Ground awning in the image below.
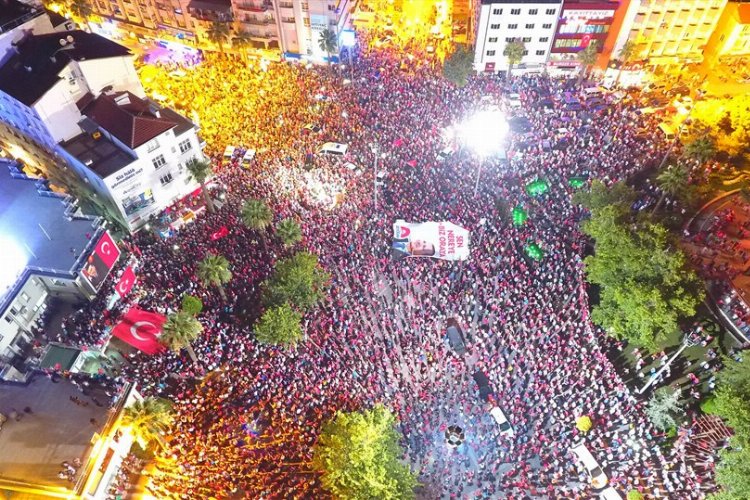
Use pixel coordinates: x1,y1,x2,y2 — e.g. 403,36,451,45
39,345,81,371
188,0,231,13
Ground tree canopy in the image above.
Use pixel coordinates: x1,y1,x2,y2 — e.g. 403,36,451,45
276,218,303,247
442,45,474,87
255,303,303,346
160,311,204,363
312,404,418,499
503,39,525,74
181,294,203,316
197,253,232,301
645,387,683,431
582,204,703,350
263,251,330,310
122,397,173,451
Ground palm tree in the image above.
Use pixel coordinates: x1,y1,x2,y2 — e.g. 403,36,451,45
654,165,689,213
503,39,525,76
122,397,173,451
160,311,204,363
241,198,273,249
68,0,93,30
233,32,253,62
186,157,215,213
683,137,716,164
197,253,232,301
206,21,231,55
318,29,339,65
614,40,636,87
276,218,302,248
576,41,599,84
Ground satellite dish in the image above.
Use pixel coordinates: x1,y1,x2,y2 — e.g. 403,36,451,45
59,38,68,46
66,35,74,43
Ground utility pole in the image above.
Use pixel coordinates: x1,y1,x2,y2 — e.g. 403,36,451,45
638,333,699,395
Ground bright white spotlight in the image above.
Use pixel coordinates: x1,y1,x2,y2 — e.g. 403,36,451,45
457,109,509,157
0,236,27,292
340,30,356,48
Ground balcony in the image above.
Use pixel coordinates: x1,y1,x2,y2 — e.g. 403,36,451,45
236,1,272,12
244,16,274,25
188,0,232,21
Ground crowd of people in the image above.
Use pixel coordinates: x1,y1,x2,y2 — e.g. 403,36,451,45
58,36,725,498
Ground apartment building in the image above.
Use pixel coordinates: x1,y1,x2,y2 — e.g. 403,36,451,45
703,0,750,67
474,0,562,73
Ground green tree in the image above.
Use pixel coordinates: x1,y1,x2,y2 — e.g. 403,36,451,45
68,0,93,29
241,198,273,249
503,39,525,76
572,180,636,217
160,311,204,363
232,31,253,61
713,444,750,499
255,303,303,346
276,218,303,248
717,355,750,399
626,491,644,500
312,404,418,499
576,41,599,84
263,251,330,310
185,157,215,213
197,254,233,301
683,136,716,163
206,21,231,55
654,165,690,213
122,397,173,451
645,387,683,431
583,206,703,349
614,40,636,87
181,294,203,316
318,28,339,65
442,45,474,87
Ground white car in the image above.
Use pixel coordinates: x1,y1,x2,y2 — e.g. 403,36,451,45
317,142,348,156
570,443,609,489
489,407,514,436
223,145,236,159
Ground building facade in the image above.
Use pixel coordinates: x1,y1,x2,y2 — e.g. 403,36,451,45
613,0,728,65
474,0,562,73
702,0,750,68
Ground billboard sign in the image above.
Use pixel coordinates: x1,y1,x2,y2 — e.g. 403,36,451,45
392,220,470,260
80,231,120,291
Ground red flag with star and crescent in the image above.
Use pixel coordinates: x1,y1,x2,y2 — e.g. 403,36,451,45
115,266,136,298
95,231,120,268
112,307,166,355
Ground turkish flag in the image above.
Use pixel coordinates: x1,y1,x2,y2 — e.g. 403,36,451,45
407,160,417,167
211,226,230,240
95,231,120,268
115,266,136,298
112,307,166,355
581,34,592,49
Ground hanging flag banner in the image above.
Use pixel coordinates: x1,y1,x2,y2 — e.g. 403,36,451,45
526,179,550,196
512,206,528,226
115,266,137,298
111,307,166,355
392,220,470,260
81,231,121,291
525,242,544,261
211,226,230,240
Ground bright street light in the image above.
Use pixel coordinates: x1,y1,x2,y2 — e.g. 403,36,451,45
457,109,509,157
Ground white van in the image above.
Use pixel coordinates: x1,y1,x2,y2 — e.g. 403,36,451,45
223,145,236,159
599,487,623,500
658,122,677,141
317,142,349,155
242,149,256,166
489,407,514,436
583,87,603,99
570,443,609,489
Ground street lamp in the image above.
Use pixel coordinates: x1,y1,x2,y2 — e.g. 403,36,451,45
371,144,386,212
637,331,700,395
339,29,356,81
456,109,508,196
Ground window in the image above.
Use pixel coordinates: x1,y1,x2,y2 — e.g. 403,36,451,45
3,316,10,324
492,8,501,15
505,37,514,42
489,37,498,43
546,8,556,15
490,23,500,30
486,50,496,56
510,8,520,15
152,154,167,169
160,172,174,185
536,50,545,55
178,138,192,154
508,24,517,29
542,23,552,29
522,37,531,43
522,50,528,55
525,24,534,29
539,37,549,43
146,138,159,152
20,292,30,302
529,9,538,15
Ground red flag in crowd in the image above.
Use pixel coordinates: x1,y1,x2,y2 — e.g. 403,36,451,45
115,266,137,298
111,307,166,355
211,226,230,240
407,160,417,167
94,231,120,268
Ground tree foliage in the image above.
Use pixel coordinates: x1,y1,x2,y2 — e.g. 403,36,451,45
687,94,750,158
654,165,690,212
442,45,474,87
318,28,339,64
263,252,330,310
683,136,716,163
160,311,204,363
503,39,525,74
645,387,683,431
276,218,303,247
197,253,232,301
206,21,230,54
241,198,273,233
186,157,215,212
122,397,173,450
573,180,636,217
582,204,703,350
576,41,599,82
255,303,303,346
312,404,418,500
181,294,203,316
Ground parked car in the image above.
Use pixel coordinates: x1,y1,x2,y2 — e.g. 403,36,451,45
570,443,609,489
446,324,466,355
472,370,494,401
489,406,514,436
316,142,348,155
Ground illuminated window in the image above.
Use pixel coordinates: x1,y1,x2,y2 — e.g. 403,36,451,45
152,154,167,169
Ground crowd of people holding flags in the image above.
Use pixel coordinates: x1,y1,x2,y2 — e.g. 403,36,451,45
57,35,721,498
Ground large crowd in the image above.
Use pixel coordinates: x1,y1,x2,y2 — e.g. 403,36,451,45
59,37,722,498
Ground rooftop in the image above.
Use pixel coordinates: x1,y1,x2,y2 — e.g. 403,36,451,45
60,129,135,179
0,30,131,106
0,159,102,310
0,376,113,492
0,0,41,35
82,91,178,149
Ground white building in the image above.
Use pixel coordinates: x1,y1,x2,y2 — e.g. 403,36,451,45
474,0,562,73
0,29,205,231
0,0,74,64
